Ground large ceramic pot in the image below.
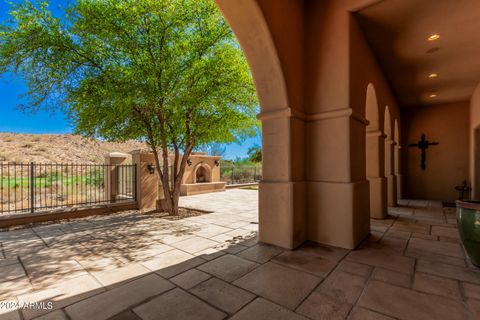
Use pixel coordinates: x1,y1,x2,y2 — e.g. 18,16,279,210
456,200,480,267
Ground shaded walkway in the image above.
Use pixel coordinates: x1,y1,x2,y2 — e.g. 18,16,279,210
0,190,479,319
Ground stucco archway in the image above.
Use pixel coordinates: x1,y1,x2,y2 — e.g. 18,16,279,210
384,107,397,206
394,119,402,200
193,163,212,184
366,84,387,218
215,0,306,249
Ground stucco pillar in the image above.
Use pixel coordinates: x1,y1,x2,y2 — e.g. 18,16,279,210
366,130,388,219
130,150,158,210
306,109,370,249
258,110,306,249
104,152,129,202
385,138,397,206
394,145,403,200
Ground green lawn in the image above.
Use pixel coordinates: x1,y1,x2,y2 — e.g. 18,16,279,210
0,175,103,189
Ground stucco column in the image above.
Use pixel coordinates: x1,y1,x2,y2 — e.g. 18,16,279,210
366,130,388,219
385,138,397,206
258,109,306,249
104,152,129,202
130,150,158,210
394,145,402,200
306,109,370,249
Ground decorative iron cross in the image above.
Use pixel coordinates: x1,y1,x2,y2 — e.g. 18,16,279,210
408,133,439,170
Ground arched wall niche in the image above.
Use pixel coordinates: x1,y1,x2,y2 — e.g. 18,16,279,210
384,106,392,139
366,83,379,132
394,119,399,144
384,106,397,206
365,83,387,218
394,119,402,200
193,163,212,184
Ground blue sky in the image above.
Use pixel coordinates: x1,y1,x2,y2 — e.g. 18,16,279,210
0,0,260,160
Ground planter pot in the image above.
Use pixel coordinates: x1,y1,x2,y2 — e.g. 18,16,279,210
456,200,480,267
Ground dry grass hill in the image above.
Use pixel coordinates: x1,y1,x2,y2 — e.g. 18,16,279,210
0,133,147,164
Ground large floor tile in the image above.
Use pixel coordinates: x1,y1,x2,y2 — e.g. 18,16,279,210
65,274,173,320
141,249,206,278
170,269,211,289
190,277,255,314
406,238,465,259
133,288,226,320
234,262,320,310
413,272,461,300
272,250,337,277
237,244,283,264
18,274,104,320
346,246,415,274
171,237,218,254
416,259,480,284
297,270,367,320
229,298,308,320
90,263,151,288
198,254,258,282
358,280,470,320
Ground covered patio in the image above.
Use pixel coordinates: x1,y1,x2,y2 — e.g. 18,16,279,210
1,189,478,320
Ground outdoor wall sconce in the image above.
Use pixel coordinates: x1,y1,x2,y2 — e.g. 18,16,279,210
147,164,156,174
187,159,192,166
214,160,220,167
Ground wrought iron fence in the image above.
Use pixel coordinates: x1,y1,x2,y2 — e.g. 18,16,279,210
220,166,262,185
0,163,136,215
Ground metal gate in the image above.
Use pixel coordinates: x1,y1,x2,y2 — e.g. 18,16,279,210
0,162,136,215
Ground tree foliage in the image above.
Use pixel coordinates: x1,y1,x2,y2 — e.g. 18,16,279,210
195,142,226,157
247,144,262,163
0,0,258,214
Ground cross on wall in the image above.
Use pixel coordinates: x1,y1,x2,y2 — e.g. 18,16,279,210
408,133,439,171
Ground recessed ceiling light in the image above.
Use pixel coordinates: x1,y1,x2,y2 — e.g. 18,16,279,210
428,73,438,78
428,34,440,41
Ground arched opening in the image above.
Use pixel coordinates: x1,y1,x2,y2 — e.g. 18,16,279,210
194,164,212,184
365,84,387,218
216,0,304,249
394,119,402,200
384,106,397,206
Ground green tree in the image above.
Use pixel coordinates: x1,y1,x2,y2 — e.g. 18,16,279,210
247,144,262,163
0,0,258,215
195,142,226,157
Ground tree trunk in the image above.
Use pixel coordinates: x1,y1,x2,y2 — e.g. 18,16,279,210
154,145,193,216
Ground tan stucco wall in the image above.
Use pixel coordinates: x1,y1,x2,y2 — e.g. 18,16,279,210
402,102,470,201
217,0,401,249
470,84,480,198
181,153,221,185
349,16,401,124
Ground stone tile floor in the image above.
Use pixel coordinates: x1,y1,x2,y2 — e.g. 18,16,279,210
0,189,479,319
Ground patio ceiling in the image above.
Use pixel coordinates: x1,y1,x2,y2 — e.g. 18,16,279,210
355,0,480,107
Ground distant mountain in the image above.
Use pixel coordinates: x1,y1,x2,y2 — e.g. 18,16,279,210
0,133,147,164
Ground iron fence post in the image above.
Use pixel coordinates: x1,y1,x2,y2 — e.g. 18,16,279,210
231,167,234,185
134,163,137,201
30,162,35,214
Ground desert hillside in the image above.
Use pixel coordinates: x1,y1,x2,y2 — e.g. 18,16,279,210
0,133,147,164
